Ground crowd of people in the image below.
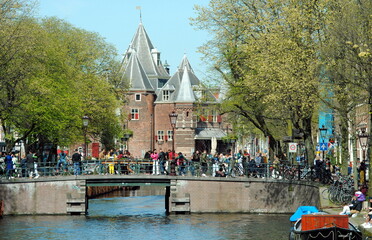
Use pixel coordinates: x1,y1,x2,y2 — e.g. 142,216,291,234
1,146,368,185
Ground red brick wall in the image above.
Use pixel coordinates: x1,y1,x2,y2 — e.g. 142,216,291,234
126,92,155,158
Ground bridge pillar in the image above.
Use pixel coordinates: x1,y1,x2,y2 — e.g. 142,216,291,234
66,180,87,215
168,180,191,214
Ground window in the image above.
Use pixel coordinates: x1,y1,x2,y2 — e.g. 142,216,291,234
135,94,141,101
167,130,173,141
163,90,169,101
131,109,139,120
158,79,167,88
157,130,164,141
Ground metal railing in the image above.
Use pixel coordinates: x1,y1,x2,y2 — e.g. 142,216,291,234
0,158,333,183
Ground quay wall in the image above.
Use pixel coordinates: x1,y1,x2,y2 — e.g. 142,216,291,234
0,180,84,215
170,179,320,214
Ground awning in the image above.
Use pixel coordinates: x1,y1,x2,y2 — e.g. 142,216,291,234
194,128,227,140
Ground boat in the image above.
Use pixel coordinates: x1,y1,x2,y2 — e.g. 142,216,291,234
289,206,362,240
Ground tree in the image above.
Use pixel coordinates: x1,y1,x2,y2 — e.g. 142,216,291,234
191,0,329,163
0,1,124,155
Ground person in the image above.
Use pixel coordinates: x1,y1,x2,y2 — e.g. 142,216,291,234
98,149,106,159
158,149,167,175
71,149,82,176
359,160,367,185
215,166,226,177
212,153,220,177
56,150,67,173
191,150,200,176
362,198,372,228
169,152,177,176
272,155,281,178
42,151,49,176
248,157,257,177
176,152,186,176
32,153,40,178
151,150,159,175
26,150,37,179
314,156,324,182
200,150,208,177
4,152,14,179
340,191,365,217
20,155,27,178
144,150,152,174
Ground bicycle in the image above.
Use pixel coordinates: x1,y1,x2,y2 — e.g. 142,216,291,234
229,162,244,178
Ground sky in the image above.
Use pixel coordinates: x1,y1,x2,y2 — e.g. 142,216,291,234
36,0,212,78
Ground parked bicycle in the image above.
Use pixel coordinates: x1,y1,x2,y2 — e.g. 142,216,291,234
229,162,244,178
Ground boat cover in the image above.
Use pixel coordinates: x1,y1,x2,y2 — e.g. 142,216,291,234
290,206,319,222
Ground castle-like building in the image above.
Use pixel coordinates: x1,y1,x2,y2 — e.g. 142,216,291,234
121,22,228,158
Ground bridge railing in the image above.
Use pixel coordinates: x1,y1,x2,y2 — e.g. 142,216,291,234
0,158,333,183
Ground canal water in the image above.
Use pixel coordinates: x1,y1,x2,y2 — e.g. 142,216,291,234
0,187,291,240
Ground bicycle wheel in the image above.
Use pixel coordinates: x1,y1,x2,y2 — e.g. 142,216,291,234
272,169,280,179
284,169,294,180
321,188,329,200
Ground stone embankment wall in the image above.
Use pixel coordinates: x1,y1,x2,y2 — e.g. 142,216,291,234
169,179,320,214
0,180,84,215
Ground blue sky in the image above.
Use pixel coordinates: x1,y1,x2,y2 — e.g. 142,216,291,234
36,0,211,77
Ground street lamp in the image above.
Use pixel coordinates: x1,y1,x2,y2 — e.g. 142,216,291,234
358,129,369,161
82,115,90,159
319,125,328,160
169,111,178,176
358,129,369,185
169,111,178,153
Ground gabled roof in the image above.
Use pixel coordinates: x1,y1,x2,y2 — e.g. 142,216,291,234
122,50,154,92
124,23,169,79
155,55,217,104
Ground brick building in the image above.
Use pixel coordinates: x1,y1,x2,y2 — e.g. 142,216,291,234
121,22,228,158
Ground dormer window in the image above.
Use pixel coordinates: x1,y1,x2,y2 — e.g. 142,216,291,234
163,90,170,101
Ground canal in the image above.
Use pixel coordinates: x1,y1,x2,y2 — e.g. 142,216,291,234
0,186,292,240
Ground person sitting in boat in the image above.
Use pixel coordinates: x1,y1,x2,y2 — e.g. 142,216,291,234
340,191,365,217
361,197,372,228
362,207,372,228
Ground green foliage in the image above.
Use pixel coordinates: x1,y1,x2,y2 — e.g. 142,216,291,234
0,1,125,151
192,0,372,170
191,0,330,162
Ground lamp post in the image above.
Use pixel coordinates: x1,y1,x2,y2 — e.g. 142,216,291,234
169,111,178,153
230,138,236,175
358,129,369,162
319,125,328,160
169,111,178,176
358,129,369,185
82,116,89,159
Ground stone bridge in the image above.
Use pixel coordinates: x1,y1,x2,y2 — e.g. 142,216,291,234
0,175,320,215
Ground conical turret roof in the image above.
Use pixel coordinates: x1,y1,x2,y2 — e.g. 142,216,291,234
125,23,169,80
122,50,154,91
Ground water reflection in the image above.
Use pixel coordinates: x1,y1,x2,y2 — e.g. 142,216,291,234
0,187,291,240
